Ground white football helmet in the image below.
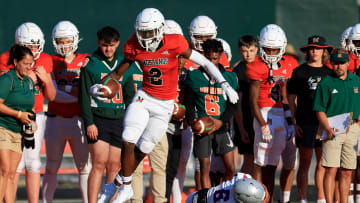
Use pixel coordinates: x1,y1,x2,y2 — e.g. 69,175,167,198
135,8,165,52
189,16,217,51
52,21,80,57
217,38,232,62
233,178,266,203
340,26,352,50
164,19,183,35
259,24,287,66
15,22,44,60
348,24,360,57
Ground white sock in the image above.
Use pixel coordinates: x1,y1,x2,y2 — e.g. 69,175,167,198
349,195,355,203
300,199,308,203
280,191,290,203
316,199,326,203
355,194,360,203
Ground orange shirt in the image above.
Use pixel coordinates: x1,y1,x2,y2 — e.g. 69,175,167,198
48,53,89,117
283,55,299,72
348,52,360,73
0,51,53,113
123,34,188,100
246,59,292,108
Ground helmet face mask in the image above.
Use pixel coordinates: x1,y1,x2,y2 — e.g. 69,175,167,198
259,24,287,66
15,22,45,60
52,21,80,57
233,178,266,203
341,26,352,51
54,38,75,57
349,24,360,58
189,16,217,51
135,8,165,52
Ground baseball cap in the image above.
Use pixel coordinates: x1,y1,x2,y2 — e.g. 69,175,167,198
330,53,349,62
300,35,334,53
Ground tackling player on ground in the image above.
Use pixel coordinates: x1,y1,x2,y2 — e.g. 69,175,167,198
186,172,269,203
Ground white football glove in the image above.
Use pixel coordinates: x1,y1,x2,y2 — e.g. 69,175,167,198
89,84,107,101
220,82,239,104
261,125,272,143
287,125,296,141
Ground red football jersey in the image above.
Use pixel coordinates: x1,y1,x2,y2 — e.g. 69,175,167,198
48,53,89,117
0,51,53,113
283,55,299,73
123,34,188,100
348,52,360,73
184,52,230,70
246,59,292,108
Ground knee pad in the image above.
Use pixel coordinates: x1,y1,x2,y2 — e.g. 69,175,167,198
25,158,42,173
137,140,155,154
122,126,143,144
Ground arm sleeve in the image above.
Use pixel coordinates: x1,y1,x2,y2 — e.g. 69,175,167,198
79,67,94,127
189,50,226,83
183,79,196,123
220,100,238,124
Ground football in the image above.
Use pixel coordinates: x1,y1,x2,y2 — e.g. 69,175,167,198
172,103,186,121
99,78,119,99
191,116,215,135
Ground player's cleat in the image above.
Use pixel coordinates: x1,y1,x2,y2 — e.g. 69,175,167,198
112,185,134,203
97,182,119,203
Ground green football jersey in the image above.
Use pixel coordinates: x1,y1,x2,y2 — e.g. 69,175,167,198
79,51,136,127
0,69,35,132
184,68,238,119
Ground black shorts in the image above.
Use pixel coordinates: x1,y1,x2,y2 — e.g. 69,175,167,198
193,131,235,158
87,115,123,148
233,123,254,155
296,123,322,148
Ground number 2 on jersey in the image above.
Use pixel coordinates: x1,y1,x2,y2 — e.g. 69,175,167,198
149,67,163,86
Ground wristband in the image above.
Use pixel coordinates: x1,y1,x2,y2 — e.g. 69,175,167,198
65,85,72,93
285,110,292,118
17,111,22,119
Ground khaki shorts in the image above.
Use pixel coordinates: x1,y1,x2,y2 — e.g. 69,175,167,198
0,127,22,154
322,123,360,169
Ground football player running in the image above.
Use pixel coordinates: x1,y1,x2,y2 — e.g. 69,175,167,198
42,21,92,203
185,172,269,203
92,8,238,203
0,22,56,203
247,24,295,203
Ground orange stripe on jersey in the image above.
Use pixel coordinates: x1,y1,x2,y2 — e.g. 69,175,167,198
123,34,188,100
48,53,89,117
